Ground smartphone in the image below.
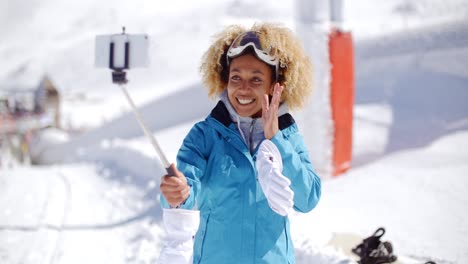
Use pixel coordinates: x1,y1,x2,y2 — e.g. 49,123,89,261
95,33,149,69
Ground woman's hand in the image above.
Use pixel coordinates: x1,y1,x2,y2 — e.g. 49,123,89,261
262,83,284,139
160,163,190,208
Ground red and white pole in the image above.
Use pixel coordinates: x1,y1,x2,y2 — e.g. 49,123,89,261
329,0,354,176
296,0,354,178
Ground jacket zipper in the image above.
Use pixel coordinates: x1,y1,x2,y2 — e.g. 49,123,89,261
250,118,257,263
249,119,256,153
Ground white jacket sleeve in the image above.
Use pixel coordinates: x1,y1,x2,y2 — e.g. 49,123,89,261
158,208,200,264
256,139,294,216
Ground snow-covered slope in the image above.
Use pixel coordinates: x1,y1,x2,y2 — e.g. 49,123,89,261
353,19,468,166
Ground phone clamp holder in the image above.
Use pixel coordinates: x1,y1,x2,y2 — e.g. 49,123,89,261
109,27,129,84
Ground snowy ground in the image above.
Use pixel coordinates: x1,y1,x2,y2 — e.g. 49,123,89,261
1,0,468,263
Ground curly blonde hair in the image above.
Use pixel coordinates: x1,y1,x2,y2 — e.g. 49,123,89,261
200,22,313,110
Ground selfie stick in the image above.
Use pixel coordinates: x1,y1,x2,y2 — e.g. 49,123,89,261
109,28,175,176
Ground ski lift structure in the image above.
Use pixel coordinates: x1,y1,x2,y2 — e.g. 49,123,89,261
0,74,61,165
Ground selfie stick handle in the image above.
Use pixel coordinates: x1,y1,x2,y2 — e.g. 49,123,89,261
118,83,175,176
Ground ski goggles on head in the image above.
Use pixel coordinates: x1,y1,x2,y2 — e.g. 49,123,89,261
226,31,280,80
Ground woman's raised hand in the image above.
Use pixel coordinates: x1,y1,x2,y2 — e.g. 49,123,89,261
262,83,284,139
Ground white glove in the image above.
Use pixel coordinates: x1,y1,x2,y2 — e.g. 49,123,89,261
158,208,200,264
256,140,294,216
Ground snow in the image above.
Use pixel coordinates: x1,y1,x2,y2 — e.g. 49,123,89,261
296,131,468,263
1,0,468,263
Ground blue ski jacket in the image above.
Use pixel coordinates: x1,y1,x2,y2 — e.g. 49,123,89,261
160,101,321,264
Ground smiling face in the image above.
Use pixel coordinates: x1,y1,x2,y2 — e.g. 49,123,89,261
227,54,275,118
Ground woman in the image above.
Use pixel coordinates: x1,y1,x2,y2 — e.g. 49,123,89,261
160,22,321,264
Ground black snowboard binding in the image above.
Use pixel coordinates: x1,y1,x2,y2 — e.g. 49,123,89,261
352,227,397,264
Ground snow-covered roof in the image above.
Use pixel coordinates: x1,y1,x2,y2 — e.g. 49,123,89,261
0,62,46,93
